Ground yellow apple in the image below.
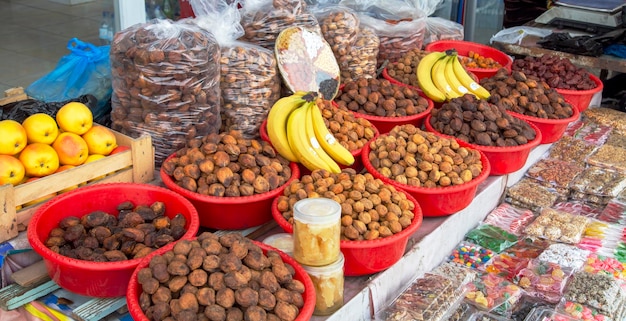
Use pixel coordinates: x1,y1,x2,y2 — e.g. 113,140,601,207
54,165,80,193
56,102,93,135
0,155,25,186
22,113,59,145
0,120,27,155
81,125,117,155
52,132,89,166
19,143,60,177
84,154,107,182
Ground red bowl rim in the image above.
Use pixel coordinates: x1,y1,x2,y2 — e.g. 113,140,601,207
506,102,580,125
260,118,381,158
424,40,513,73
381,65,423,93
160,155,300,204
27,183,200,272
424,114,543,153
126,240,316,321
554,73,604,95
332,95,435,124
271,189,423,249
362,139,491,195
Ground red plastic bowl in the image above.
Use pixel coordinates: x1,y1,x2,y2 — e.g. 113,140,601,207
362,138,490,216
381,65,423,93
161,155,300,230
425,40,513,80
424,114,542,176
555,74,603,113
506,105,580,144
260,119,379,174
127,240,316,321
333,97,435,135
27,183,200,298
271,191,423,276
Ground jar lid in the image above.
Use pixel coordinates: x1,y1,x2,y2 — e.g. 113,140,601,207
301,253,345,275
293,198,341,225
262,233,294,256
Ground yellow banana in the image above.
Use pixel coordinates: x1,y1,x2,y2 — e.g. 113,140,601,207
309,100,355,166
451,55,491,100
286,102,333,172
444,55,470,97
303,102,341,173
416,51,447,103
431,55,460,100
266,92,309,162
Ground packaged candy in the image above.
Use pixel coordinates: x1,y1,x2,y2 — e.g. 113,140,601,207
586,144,626,173
483,203,535,236
506,178,559,213
447,302,474,321
614,242,626,263
572,121,613,146
514,259,572,303
548,136,597,166
465,224,518,253
482,253,530,282
558,300,615,321
432,261,479,286
577,220,623,257
563,271,625,318
598,199,626,224
523,208,590,244
583,107,626,136
525,158,584,189
505,237,551,259
569,166,626,207
537,243,590,270
449,242,495,269
583,254,626,281
563,118,585,137
511,296,556,321
380,273,465,321
467,311,511,321
464,273,523,316
553,201,603,219
524,306,578,321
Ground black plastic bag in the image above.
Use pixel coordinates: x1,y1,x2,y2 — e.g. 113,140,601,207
537,32,603,57
0,94,100,124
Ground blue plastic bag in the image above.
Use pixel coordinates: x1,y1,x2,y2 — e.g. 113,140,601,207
26,38,112,119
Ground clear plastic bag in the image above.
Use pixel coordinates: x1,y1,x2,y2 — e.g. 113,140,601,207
523,208,589,244
239,0,320,50
563,271,625,318
606,131,626,149
586,144,626,173
465,224,518,253
359,14,426,66
432,261,479,286
423,17,464,46
338,26,379,82
110,19,221,165
448,241,495,269
192,0,281,139
25,38,111,120
569,166,626,206
505,178,559,212
483,203,536,236
537,243,590,271
464,273,523,317
481,253,530,282
314,6,360,56
583,107,626,136
548,135,597,167
553,201,603,219
515,258,573,304
525,158,584,189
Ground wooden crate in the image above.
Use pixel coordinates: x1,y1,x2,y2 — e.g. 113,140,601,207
0,88,155,243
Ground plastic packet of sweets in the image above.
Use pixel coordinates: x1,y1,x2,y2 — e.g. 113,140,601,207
465,224,518,253
483,203,535,236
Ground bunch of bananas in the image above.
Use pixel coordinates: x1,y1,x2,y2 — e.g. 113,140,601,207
417,51,491,103
266,91,355,173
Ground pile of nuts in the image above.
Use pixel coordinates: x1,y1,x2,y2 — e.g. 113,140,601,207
338,27,379,83
480,69,575,119
45,201,187,262
161,130,292,197
335,78,430,117
276,168,416,241
137,232,305,321
430,94,537,146
110,20,221,165
385,49,431,88
219,45,281,139
512,55,597,90
317,98,377,152
368,124,484,188
239,0,320,50
459,51,502,69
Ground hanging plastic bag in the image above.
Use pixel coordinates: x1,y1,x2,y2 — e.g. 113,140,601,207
191,0,281,138
239,0,321,50
490,26,553,45
339,0,427,65
339,26,379,82
25,38,111,120
423,17,464,46
110,19,221,165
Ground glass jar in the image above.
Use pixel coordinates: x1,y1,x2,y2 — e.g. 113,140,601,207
293,198,341,266
302,253,345,316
